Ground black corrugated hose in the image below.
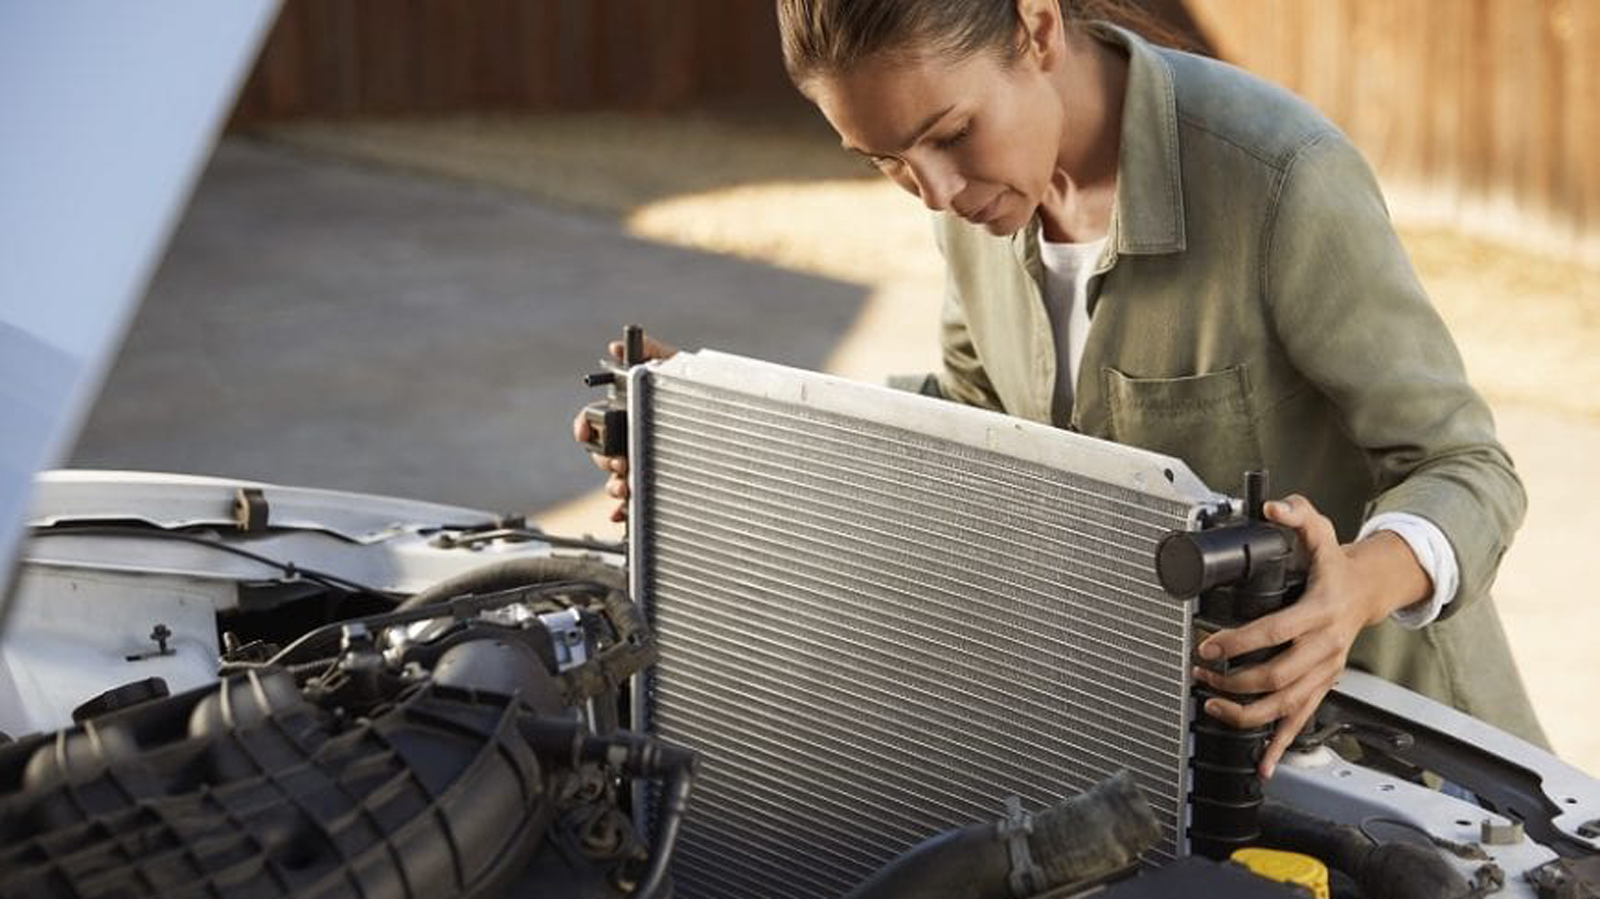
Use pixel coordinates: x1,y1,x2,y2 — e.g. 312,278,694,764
841,770,1162,899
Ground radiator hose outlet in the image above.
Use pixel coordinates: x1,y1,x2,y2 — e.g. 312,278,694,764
840,770,1161,899
1156,470,1309,859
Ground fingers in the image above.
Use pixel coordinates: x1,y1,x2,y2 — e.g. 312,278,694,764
1197,649,1341,728
608,333,678,363
1199,649,1341,781
1194,634,1324,696
590,450,627,475
607,473,630,522
1263,493,1338,556
1259,672,1337,778
1197,599,1325,665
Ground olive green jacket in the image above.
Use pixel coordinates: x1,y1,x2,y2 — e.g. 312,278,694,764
906,25,1545,744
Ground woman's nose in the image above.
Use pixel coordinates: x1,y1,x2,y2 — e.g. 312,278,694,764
910,160,966,212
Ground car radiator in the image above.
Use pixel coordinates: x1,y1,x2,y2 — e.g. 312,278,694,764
627,351,1224,899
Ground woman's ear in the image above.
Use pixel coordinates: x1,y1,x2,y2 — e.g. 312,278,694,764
1015,0,1067,71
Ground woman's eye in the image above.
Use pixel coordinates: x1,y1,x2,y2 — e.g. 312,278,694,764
865,154,900,172
932,125,971,150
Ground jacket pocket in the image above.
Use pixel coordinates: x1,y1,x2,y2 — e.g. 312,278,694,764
1102,364,1263,494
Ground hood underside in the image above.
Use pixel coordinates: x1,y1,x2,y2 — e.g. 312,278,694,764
0,2,281,615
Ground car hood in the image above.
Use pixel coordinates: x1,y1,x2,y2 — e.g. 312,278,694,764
0,2,281,613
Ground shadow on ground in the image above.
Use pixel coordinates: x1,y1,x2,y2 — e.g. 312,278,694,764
69,139,867,512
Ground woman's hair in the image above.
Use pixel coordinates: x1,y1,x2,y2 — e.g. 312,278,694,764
776,0,1188,85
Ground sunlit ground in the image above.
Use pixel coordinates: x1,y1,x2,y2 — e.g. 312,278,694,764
264,113,1600,773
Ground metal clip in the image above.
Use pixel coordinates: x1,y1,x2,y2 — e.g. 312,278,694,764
996,795,1040,898
540,609,589,673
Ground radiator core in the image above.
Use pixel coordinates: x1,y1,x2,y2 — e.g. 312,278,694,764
628,352,1220,899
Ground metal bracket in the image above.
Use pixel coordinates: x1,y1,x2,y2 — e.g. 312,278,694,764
233,487,268,532
997,795,1041,898
540,608,589,673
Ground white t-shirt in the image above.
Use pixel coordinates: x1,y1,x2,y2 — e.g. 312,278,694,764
1037,231,1456,627
1037,234,1107,413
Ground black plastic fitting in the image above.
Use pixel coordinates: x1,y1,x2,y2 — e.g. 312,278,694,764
1153,470,1308,860
582,323,645,457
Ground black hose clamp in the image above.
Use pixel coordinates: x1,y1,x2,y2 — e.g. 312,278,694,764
997,795,1041,898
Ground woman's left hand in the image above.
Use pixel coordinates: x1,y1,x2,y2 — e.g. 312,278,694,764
1191,494,1431,779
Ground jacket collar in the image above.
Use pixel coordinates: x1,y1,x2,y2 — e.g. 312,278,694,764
1012,22,1186,265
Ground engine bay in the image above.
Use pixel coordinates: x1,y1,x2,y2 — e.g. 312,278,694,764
2,452,1596,898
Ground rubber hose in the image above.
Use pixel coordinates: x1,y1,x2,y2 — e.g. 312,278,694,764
1359,842,1475,899
1259,801,1471,899
395,556,626,611
631,763,695,899
842,771,1161,899
1259,801,1375,877
840,823,1013,899
1030,770,1162,887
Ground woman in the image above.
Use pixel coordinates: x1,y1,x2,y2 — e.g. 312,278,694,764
577,0,1546,777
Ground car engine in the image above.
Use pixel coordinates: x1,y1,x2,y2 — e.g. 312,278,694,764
0,554,696,899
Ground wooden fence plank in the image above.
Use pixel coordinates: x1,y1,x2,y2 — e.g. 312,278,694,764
1187,0,1598,255
1565,0,1600,243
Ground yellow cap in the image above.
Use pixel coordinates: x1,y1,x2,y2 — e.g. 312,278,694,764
1230,847,1330,899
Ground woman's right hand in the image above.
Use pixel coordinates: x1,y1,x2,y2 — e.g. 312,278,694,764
571,333,678,522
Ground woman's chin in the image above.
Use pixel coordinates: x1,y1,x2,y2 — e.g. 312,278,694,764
981,209,1027,237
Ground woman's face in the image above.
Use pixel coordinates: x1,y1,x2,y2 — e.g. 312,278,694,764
805,45,1066,237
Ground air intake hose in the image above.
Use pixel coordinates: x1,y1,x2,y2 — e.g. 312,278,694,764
841,771,1160,899
1259,801,1472,899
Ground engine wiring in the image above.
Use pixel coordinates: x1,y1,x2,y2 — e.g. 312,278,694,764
27,522,625,603
213,577,618,674
28,524,394,601
424,522,624,555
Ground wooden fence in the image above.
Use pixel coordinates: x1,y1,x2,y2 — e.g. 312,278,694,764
231,0,796,121
1187,0,1600,258
232,0,1208,121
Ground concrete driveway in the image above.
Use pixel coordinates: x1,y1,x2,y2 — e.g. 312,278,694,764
70,139,865,513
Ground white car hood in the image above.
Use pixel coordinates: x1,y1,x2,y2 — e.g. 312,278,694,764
0,2,280,611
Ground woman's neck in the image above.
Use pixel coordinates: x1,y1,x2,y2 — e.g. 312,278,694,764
1039,30,1128,243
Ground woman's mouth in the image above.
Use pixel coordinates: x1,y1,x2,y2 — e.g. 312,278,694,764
966,192,1004,224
